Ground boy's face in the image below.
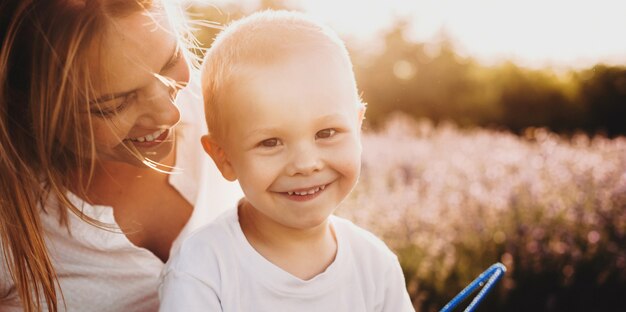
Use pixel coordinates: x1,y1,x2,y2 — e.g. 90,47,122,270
208,53,363,230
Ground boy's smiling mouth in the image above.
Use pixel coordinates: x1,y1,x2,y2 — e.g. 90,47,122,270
276,182,332,202
287,184,326,196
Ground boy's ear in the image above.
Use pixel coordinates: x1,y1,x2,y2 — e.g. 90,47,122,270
201,134,237,182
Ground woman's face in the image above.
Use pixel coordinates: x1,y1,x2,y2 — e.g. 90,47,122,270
87,6,190,167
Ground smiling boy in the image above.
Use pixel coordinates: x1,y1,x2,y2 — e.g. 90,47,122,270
159,10,414,311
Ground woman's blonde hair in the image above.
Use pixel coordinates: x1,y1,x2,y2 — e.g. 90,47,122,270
0,0,194,311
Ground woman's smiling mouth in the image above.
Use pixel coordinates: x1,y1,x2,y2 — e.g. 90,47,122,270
126,128,170,147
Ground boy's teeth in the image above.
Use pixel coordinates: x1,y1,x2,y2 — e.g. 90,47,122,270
288,186,323,196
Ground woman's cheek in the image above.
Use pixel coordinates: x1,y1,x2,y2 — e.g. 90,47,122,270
91,119,121,148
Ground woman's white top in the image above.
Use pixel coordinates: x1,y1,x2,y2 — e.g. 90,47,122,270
0,76,243,312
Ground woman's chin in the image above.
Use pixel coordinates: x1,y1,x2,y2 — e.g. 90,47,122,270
98,137,176,169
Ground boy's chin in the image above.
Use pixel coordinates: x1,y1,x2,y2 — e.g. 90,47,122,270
285,214,333,231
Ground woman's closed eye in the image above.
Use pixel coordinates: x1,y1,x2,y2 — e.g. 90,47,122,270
315,128,337,139
91,91,138,118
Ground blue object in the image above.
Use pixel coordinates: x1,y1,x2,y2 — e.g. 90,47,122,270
440,263,507,312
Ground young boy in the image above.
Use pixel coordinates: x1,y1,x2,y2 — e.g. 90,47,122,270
159,10,414,312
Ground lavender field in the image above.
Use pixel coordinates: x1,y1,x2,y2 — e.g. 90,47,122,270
337,114,626,311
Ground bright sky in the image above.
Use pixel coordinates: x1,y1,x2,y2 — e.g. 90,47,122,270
190,0,626,69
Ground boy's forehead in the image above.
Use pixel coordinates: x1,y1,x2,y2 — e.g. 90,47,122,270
220,56,359,132
238,50,353,88
236,53,355,101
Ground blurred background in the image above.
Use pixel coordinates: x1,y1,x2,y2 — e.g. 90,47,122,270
185,1,626,311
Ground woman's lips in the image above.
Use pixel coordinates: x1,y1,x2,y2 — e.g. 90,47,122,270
128,128,170,148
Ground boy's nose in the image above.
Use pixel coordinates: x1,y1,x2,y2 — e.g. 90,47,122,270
286,144,323,176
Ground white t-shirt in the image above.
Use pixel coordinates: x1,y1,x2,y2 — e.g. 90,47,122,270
0,76,243,312
159,207,415,312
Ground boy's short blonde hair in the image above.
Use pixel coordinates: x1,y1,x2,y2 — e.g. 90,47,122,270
201,10,360,140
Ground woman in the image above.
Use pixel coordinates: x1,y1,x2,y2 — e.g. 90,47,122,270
0,0,241,311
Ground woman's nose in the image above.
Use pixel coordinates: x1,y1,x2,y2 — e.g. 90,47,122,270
136,78,182,129
136,59,190,128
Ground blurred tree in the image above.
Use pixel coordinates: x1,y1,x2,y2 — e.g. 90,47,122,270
354,22,485,128
578,65,626,137
492,63,585,134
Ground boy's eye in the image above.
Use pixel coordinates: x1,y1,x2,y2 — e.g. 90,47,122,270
260,138,281,147
316,129,336,139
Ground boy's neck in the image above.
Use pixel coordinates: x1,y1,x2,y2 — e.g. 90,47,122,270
238,200,338,280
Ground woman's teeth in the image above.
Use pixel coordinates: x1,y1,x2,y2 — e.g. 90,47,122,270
287,185,326,196
129,129,167,143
